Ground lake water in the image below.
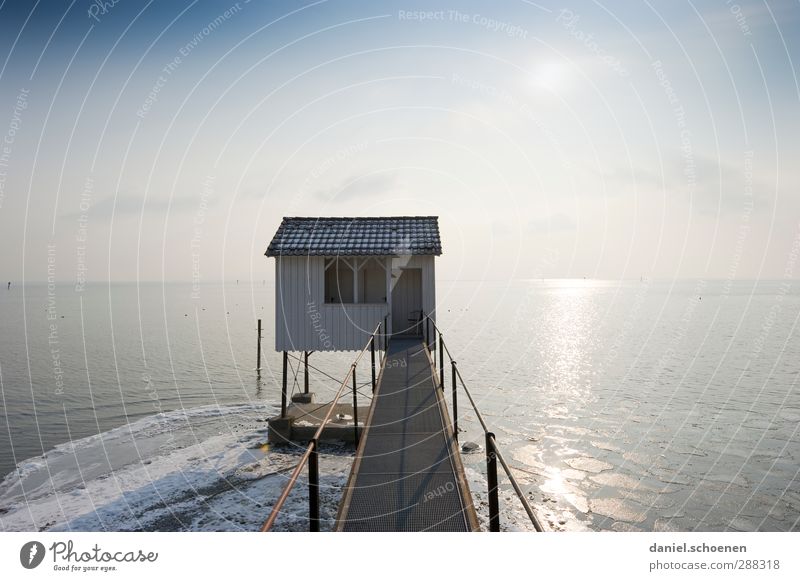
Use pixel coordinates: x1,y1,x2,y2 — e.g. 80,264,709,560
0,280,798,531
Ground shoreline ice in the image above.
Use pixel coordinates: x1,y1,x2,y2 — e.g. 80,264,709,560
0,404,354,532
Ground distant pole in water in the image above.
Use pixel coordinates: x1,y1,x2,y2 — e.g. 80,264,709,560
256,318,262,372
6,282,9,290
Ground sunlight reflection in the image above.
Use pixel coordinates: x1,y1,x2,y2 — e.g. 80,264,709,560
541,466,589,514
539,282,598,407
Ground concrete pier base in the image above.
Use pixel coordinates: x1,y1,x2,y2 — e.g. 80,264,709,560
267,402,370,444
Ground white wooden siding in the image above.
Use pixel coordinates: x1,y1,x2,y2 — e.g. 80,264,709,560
275,255,436,352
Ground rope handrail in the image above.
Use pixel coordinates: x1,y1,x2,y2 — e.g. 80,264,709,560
261,321,382,532
453,365,490,434
423,313,544,532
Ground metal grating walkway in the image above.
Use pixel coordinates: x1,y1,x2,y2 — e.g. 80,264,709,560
336,338,478,531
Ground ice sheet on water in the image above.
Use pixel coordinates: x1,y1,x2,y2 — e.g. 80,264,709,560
0,403,353,532
0,403,275,503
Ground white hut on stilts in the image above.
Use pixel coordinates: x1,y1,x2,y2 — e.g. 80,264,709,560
264,216,442,441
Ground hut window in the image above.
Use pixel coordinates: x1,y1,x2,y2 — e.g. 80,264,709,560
324,258,355,303
324,257,387,303
360,263,386,303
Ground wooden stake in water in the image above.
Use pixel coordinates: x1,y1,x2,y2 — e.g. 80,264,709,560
256,318,262,371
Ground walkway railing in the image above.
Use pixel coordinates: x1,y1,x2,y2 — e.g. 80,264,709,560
422,314,545,532
261,321,384,532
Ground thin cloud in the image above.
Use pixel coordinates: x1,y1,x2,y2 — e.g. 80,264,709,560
61,192,203,220
599,153,769,215
528,212,576,232
312,172,398,202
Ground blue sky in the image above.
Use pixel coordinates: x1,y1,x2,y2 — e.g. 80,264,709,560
1,0,799,282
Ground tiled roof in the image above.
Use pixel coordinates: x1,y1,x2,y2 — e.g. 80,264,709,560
265,216,442,257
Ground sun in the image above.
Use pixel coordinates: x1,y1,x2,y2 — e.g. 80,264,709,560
530,61,571,92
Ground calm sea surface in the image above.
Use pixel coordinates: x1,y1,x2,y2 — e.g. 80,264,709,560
0,280,798,531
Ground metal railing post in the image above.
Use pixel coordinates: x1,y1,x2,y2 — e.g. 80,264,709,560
451,361,458,441
281,351,288,417
308,438,319,532
486,432,500,532
439,332,444,389
425,316,429,349
371,335,376,392
351,365,359,445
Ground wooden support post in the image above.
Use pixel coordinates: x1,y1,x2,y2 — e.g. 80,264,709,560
304,351,309,394
281,351,288,418
256,319,262,371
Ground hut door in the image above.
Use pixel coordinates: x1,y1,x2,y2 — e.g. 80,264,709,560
391,268,422,336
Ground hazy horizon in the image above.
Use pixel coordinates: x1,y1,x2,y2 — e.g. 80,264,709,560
8,276,800,284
